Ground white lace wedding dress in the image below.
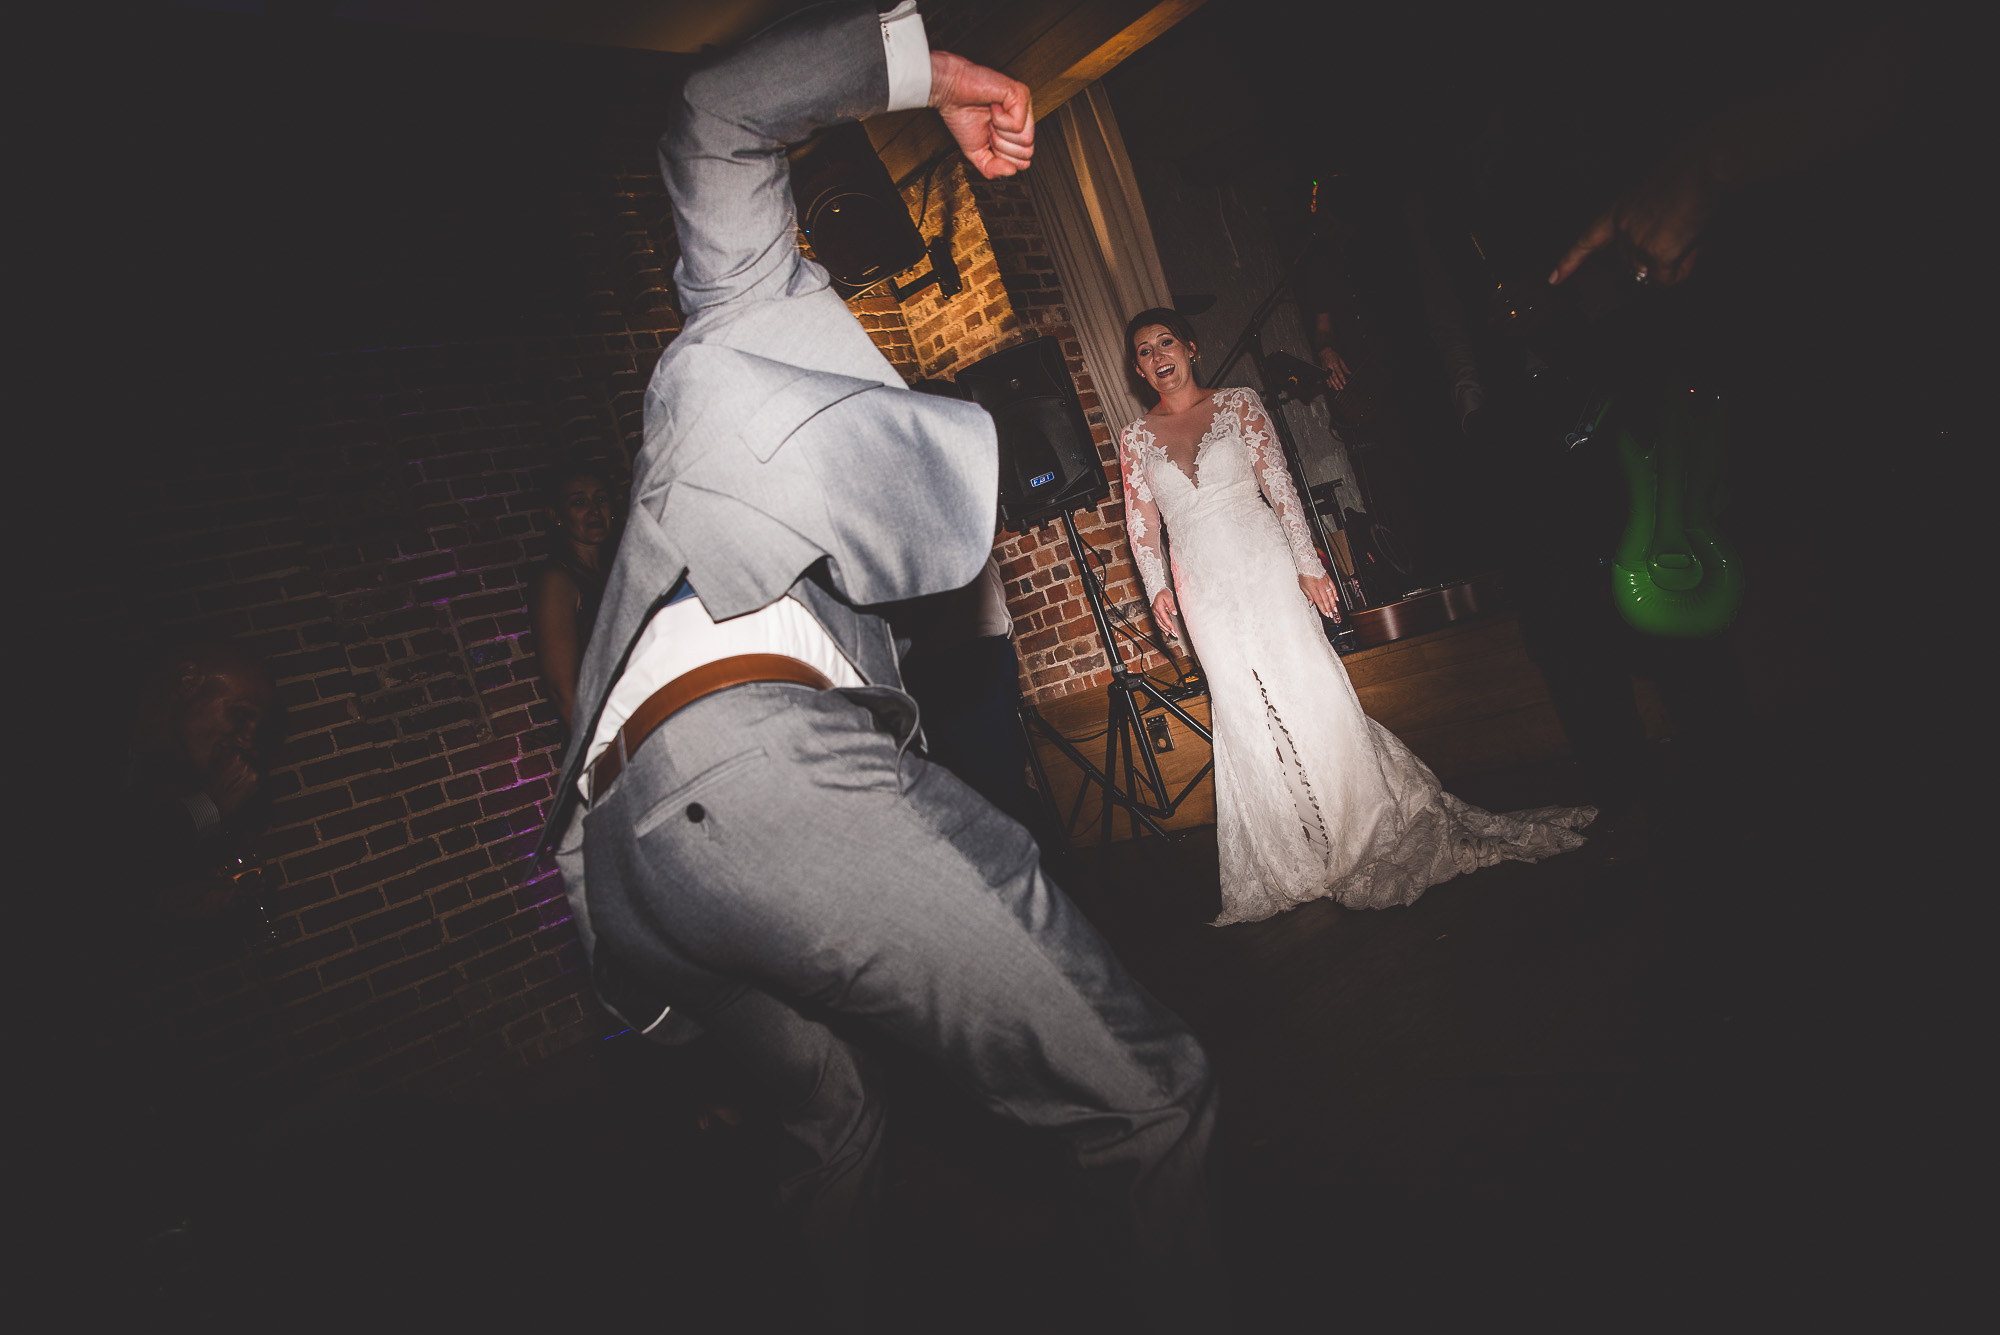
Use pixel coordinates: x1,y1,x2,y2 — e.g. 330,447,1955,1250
1119,387,1593,925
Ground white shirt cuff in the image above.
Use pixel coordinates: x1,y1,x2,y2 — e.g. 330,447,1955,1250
880,1,932,112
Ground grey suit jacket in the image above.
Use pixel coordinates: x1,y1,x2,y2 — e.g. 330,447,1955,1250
540,3,997,867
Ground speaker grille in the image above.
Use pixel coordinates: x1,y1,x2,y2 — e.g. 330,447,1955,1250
958,338,1109,528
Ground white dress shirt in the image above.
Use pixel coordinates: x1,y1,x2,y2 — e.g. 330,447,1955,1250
583,593,865,798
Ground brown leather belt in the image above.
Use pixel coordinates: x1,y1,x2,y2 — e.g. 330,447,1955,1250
587,653,833,801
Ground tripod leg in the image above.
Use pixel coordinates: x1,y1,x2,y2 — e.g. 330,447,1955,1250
1017,707,1068,848
1120,699,1147,841
1101,707,1122,848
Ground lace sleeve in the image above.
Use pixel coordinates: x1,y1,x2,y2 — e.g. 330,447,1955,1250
1117,420,1170,607
1230,388,1326,579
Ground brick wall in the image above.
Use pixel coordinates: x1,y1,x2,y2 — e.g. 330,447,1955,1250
49,12,691,1103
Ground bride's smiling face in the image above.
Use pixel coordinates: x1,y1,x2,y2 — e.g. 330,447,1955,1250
1132,324,1196,395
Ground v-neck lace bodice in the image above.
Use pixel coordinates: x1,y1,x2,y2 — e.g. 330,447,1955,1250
1118,386,1323,611
1136,399,1231,491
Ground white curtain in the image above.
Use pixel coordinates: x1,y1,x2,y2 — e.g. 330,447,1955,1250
1023,85,1173,438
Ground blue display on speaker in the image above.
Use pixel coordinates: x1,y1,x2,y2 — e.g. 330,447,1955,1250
957,335,1110,529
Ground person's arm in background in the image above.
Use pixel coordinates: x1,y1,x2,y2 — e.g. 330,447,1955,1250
528,566,583,727
1550,21,1920,287
1312,313,1353,393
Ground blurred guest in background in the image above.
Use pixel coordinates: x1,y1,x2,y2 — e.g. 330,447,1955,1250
122,639,276,919
894,554,1035,828
529,459,621,729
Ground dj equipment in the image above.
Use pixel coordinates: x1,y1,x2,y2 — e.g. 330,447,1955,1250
790,122,960,302
956,337,1110,529
1344,574,1502,649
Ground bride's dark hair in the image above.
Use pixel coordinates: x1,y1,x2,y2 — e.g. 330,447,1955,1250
1124,307,1200,405
1125,307,1198,358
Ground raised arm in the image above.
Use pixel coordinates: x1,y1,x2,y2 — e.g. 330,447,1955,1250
1548,21,1920,287
1117,421,1179,639
661,4,896,313
1229,389,1342,620
662,3,1032,315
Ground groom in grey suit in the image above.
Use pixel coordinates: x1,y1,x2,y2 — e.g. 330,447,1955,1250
537,2,1219,1321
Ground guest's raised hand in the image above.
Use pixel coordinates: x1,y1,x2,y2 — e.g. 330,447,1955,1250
1549,148,1714,288
929,51,1033,178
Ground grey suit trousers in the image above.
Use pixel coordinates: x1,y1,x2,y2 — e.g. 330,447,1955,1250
580,679,1219,1321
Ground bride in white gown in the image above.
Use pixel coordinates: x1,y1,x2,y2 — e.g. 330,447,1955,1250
1116,309,1594,925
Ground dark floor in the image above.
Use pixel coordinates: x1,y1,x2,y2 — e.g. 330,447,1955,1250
82,712,1965,1332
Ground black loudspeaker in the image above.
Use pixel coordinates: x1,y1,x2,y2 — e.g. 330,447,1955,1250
956,337,1110,530
790,122,960,302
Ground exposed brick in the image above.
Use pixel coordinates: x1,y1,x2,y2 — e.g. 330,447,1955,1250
383,848,491,903
300,888,385,935
351,898,434,945
350,756,450,801
365,951,451,996
300,747,394,788
400,921,443,955
409,798,483,840
442,897,512,940
316,796,407,840
281,836,370,884
478,778,549,816
447,739,519,774
318,936,407,987
332,837,440,894
460,936,535,983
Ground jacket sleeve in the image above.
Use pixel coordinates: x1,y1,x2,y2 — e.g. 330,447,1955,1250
660,3,897,314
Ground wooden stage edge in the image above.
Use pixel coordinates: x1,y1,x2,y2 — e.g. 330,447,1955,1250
1024,609,1669,845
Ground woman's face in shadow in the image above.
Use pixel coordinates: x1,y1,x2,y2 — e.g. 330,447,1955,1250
552,474,614,548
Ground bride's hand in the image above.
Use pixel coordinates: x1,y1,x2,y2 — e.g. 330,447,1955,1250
1300,572,1342,622
1151,590,1181,640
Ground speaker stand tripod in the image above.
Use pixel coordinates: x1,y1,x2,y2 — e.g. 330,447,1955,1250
1017,509,1214,846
